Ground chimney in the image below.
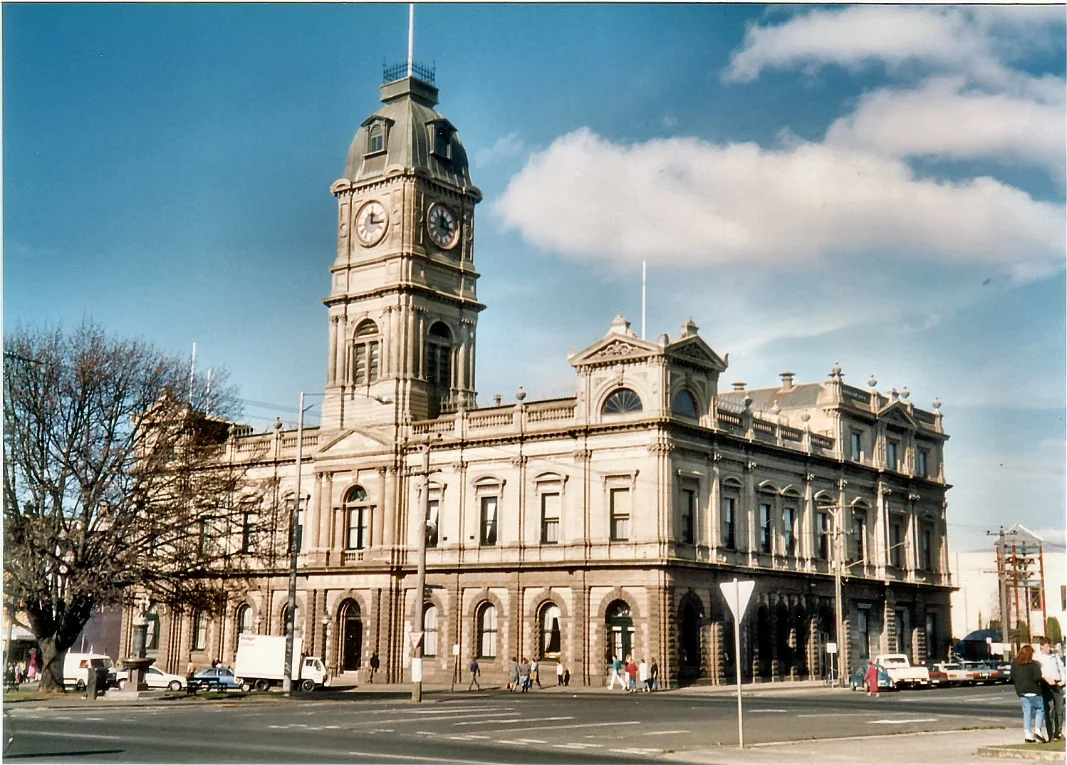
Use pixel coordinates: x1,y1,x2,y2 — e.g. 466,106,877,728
493,393,502,406
732,381,746,392
779,371,795,391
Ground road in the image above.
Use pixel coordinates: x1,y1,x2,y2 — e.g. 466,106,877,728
4,683,1018,763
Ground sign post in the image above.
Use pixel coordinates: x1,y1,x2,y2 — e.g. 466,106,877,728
719,578,755,749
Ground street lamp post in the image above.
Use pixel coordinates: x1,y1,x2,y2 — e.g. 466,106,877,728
411,443,431,703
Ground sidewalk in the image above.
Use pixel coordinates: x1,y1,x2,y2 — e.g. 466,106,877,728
664,728,1020,765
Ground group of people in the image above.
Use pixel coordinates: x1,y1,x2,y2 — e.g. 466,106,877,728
499,657,570,692
607,655,659,692
3,661,35,689
1011,636,1065,744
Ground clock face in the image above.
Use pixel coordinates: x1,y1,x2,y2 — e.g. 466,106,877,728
355,201,388,246
427,203,459,249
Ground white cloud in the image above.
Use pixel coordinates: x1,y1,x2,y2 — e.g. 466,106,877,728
495,128,1064,277
825,77,1066,179
723,6,1062,88
474,132,526,168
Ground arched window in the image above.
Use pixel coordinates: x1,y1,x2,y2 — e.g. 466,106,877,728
426,322,453,391
368,123,385,154
423,604,438,657
236,604,253,636
352,320,381,385
477,603,497,659
281,604,300,637
671,390,698,418
539,603,562,659
344,485,371,550
602,388,642,415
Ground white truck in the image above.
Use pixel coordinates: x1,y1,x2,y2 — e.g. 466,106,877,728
873,653,930,688
233,634,330,692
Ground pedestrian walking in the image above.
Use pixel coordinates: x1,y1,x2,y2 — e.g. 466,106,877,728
1013,644,1047,742
863,660,880,697
608,655,625,690
369,652,380,683
650,658,659,692
519,657,531,692
1036,637,1065,741
625,656,638,693
556,662,564,686
508,657,519,692
467,657,482,691
531,658,542,689
639,658,650,692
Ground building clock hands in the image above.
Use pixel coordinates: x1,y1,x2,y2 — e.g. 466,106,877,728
427,203,458,249
355,200,388,246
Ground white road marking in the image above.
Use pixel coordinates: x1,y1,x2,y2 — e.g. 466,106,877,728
611,747,662,755
472,719,641,733
645,729,689,736
511,738,548,744
868,718,938,724
346,751,487,764
749,708,789,713
449,734,492,741
453,715,572,727
554,743,603,750
20,731,121,741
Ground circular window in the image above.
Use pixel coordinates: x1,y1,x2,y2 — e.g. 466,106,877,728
602,388,643,415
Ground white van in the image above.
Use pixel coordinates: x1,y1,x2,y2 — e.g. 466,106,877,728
63,652,117,690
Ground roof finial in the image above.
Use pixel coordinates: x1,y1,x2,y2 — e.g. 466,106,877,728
407,4,415,78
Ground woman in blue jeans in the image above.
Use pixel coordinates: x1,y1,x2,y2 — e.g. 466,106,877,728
1013,644,1046,743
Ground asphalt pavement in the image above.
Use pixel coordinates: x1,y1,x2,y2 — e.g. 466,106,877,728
2,679,1038,764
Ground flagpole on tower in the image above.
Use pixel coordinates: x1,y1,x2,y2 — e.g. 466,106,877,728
407,4,415,77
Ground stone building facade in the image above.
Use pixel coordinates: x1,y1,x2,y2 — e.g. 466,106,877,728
122,67,954,688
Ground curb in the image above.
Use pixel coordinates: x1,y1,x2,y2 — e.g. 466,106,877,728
978,746,1065,761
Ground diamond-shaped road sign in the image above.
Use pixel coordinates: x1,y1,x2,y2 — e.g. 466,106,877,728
719,579,755,623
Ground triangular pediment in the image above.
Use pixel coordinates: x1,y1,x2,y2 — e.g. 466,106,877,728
666,336,728,372
316,426,393,456
570,336,660,368
878,401,918,429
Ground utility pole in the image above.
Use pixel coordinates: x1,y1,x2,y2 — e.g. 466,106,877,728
283,392,312,696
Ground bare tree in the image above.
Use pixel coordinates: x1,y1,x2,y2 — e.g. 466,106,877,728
4,322,267,691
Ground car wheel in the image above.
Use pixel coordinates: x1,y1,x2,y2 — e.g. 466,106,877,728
254,679,270,692
240,681,252,692
168,680,182,691
850,680,857,691
75,680,86,692
300,679,315,692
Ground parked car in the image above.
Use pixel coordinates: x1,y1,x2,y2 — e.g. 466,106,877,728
873,653,929,688
191,667,239,690
115,665,187,691
929,662,977,686
961,660,996,685
927,664,948,686
849,665,896,692
993,661,1012,683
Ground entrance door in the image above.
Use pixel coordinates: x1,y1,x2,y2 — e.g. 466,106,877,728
607,601,634,660
341,603,363,672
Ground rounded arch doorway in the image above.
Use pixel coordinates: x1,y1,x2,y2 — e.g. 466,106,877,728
339,600,363,673
606,600,634,662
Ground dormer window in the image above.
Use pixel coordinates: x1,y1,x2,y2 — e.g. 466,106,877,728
369,124,385,153
432,124,452,160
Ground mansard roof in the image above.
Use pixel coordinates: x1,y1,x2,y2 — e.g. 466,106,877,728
340,75,481,198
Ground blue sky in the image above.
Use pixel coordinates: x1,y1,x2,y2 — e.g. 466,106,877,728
4,4,1065,553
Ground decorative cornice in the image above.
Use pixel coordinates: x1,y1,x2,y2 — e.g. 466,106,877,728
572,449,593,462
509,455,528,468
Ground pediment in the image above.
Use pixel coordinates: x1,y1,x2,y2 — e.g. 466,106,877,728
879,402,918,429
570,336,659,367
316,427,393,456
666,336,728,372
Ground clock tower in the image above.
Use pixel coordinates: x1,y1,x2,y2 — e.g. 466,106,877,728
321,66,483,431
